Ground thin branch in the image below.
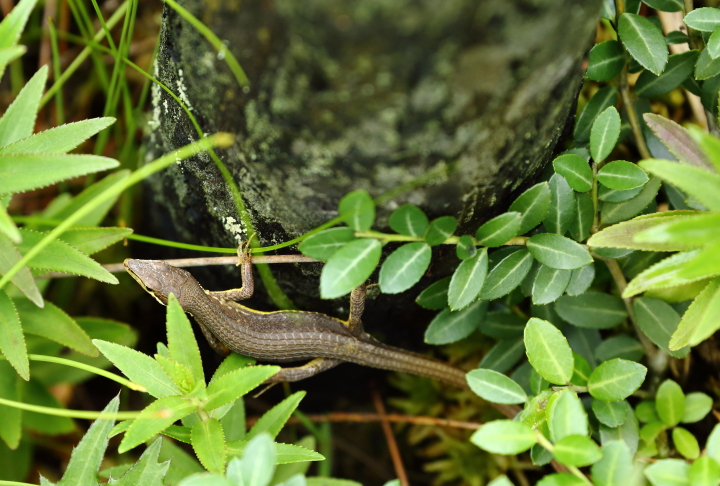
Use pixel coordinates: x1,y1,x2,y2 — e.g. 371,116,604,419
246,412,483,430
373,391,409,486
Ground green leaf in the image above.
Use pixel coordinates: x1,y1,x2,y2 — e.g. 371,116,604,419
0,290,28,380
635,400,660,423
553,435,602,467
667,30,691,45
0,117,115,154
480,249,535,300
220,398,245,442
696,47,720,80
588,359,647,402
247,391,304,440
239,433,276,486
487,477,513,486
191,419,226,474
689,456,720,486
598,184,643,203
634,297,689,358
415,278,450,310
684,7,720,31
544,174,575,235
388,204,428,237
338,190,374,232
0,199,21,244
120,396,197,453
524,317,574,385
424,216,457,246
166,295,204,386
378,242,431,294
470,420,537,455
623,250,709,298
549,390,588,441
424,300,487,345
0,46,25,80
673,427,699,460
532,265,572,305
509,183,551,235
635,50,698,98
478,313,525,339
643,0,683,11
591,441,633,486
479,338,525,373
57,396,118,486
448,248,488,310
205,366,279,411
59,227,133,255
589,211,702,252
586,40,625,81
634,212,720,248
601,176,662,225
93,340,182,398
0,232,42,307
571,352,592,386
566,263,595,296
0,66,46,148
644,114,714,170
618,13,668,75
590,107,621,162
555,292,627,329
156,356,194,393
456,235,477,260
475,212,521,247
527,234,592,270
569,192,594,242
709,424,720,464
536,474,586,486
297,228,355,261
109,437,168,486
709,28,720,59
320,239,381,299
553,154,593,192
227,439,323,465
644,459,690,486
640,159,720,211
595,335,645,362
592,399,628,427
575,87,617,143
15,298,96,356
598,161,649,191
466,369,527,405
0,361,21,448
656,379,685,427
681,392,713,423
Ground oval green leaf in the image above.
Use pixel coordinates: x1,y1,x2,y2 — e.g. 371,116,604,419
575,87,617,143
587,358,647,402
532,265,572,305
338,190,375,232
475,212,521,247
448,248,488,310
424,300,487,345
553,154,593,192
544,174,576,235
598,160,649,190
466,369,527,405
644,459,691,486
388,204,428,237
673,427,700,459
592,399,628,427
298,228,356,261
553,435,602,467
635,50,698,98
682,392,713,424
684,7,720,31
508,183,551,235
524,317,574,385
526,233,592,270
569,192,594,242
586,40,625,81
470,420,537,455
480,249,535,300
656,379,685,427
378,242,431,294
590,106,621,162
555,292,627,329
634,297,689,358
549,390,588,441
566,263,595,296
618,13,668,75
415,277,450,310
424,216,457,246
320,239,382,299
455,234,477,260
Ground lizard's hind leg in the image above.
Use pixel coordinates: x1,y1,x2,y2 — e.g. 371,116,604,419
264,358,344,384
346,284,366,336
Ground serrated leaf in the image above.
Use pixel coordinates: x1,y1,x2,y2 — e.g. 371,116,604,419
298,228,356,261
587,359,647,402
589,211,703,252
684,7,720,31
247,391,304,440
0,232,42,307
635,212,720,248
635,50,698,98
591,107,621,162
553,435,602,467
191,419,226,474
424,216,457,246
644,114,714,169
591,441,633,486
480,249,534,300
532,265,572,305
640,159,720,210
553,154,593,192
388,204,428,237
109,437,168,486
544,174,575,235
509,183,551,235
448,248,488,310
166,295,204,386
0,66,46,148
634,297,688,358
227,439,323,465
475,212,521,247
338,190,374,232
379,242,431,294
120,396,196,453
15,298,96,356
569,192,593,242
415,277,450,310
644,459,690,486
470,420,536,455
601,176,662,225
592,399,628,427
527,234,592,270
59,227,133,255
566,263,595,296
424,300,487,345
0,290,28,380
555,292,627,329
598,161,649,190
575,87,618,143
587,40,625,81
320,239,381,299
618,13,668,75
524,318,574,385
466,369,527,405
623,250,709,298
0,117,115,154
205,365,279,411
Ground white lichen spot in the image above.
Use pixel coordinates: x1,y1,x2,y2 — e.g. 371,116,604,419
176,68,193,111
223,216,247,243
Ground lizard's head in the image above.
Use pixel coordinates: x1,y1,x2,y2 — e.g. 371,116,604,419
124,259,194,306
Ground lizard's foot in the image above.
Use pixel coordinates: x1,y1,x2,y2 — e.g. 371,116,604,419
236,234,256,266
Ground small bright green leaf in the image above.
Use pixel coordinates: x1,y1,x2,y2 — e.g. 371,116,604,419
689,456,720,486
595,335,645,362
320,239,381,299
298,228,356,261
549,390,588,441
592,399,628,427
589,211,702,252
415,278,450,310
388,204,428,237
338,190,374,232
508,183,551,235
247,391,305,440
586,40,625,81
635,212,720,248
544,174,575,235
466,369,527,405
120,396,196,453
470,420,537,455
166,295,204,386
598,161,649,190
635,400,660,423
590,106,621,162
635,50,698,98
672,427,699,459
205,366,280,411
566,263,595,296
155,355,194,393
644,459,690,486
569,192,593,242
684,7,720,31
656,379,685,427
475,212,521,247
456,235,477,260
524,317,574,385
191,419,226,474
93,340,182,398
634,297,688,358
536,474,586,486
448,248,488,310
0,290,28,380
601,176,662,225
588,359,647,402
480,249,535,300
553,435,602,467
681,392,712,423
59,227,133,256
424,300,487,345
618,13,668,75
15,298,96,356
532,265,572,305
591,440,633,486
424,216,457,246
670,277,720,349
623,250,710,298
478,338,525,373
0,117,115,154
379,242,431,294
575,87,617,143
553,154,593,192
527,234,592,270
640,159,720,211
0,66,46,148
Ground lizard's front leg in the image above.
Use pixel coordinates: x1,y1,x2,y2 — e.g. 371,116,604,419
264,358,344,384
208,242,254,301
